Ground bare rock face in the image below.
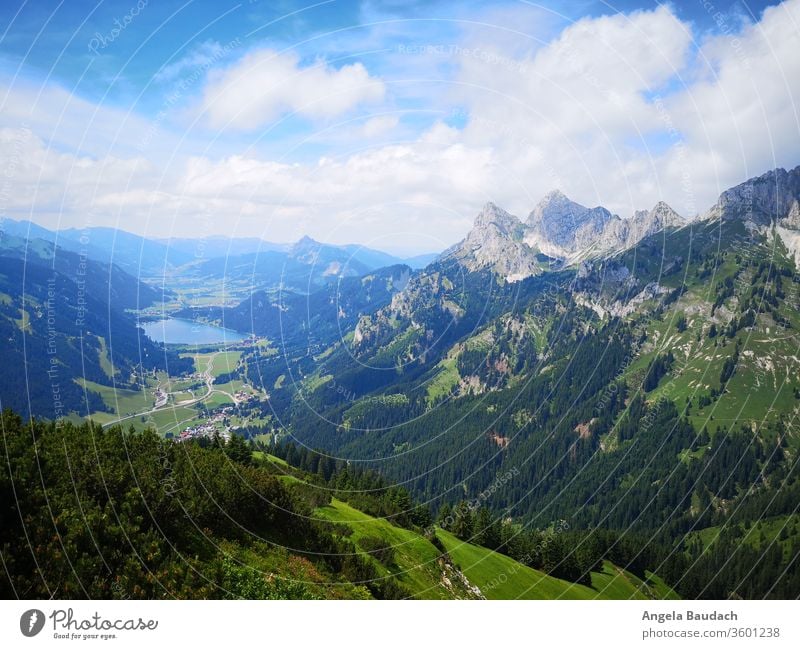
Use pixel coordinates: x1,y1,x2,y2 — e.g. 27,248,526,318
705,166,800,226
446,192,687,281
776,198,800,266
780,200,800,229
448,202,542,281
525,190,615,259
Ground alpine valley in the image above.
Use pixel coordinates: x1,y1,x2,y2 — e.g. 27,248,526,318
3,165,800,599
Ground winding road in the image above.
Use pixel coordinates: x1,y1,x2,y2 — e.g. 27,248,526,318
101,350,241,429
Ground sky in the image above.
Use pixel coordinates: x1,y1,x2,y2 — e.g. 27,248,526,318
0,0,797,255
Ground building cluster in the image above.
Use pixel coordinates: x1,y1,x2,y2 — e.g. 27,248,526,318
233,390,253,403
177,405,238,442
153,388,168,408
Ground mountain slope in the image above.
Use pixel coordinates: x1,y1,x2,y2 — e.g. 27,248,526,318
443,191,686,282
0,240,191,419
215,165,800,599
0,412,674,599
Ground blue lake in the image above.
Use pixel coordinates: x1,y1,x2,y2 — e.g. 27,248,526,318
141,318,248,345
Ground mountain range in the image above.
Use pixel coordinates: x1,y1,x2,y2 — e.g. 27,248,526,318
3,165,800,598
211,164,800,599
0,218,437,280
447,189,686,281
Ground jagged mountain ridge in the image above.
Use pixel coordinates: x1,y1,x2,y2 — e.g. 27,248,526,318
705,165,800,226
445,191,686,281
703,165,800,265
445,165,800,282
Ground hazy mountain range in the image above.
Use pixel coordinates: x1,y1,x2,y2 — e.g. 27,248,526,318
3,164,800,599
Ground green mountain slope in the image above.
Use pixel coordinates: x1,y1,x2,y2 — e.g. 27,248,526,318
0,241,192,419
219,167,800,599
0,411,677,599
436,530,678,600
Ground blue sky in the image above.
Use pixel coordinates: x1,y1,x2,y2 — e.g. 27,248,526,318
0,0,796,254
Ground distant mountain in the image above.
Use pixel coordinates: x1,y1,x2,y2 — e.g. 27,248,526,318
402,252,440,269
0,219,440,290
156,236,288,258
1,219,194,277
444,191,686,282
159,235,437,271
0,241,191,419
185,264,412,348
0,232,164,310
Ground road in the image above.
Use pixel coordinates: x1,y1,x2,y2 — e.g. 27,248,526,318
101,349,241,429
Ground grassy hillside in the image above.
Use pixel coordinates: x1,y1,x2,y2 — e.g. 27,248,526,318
316,498,470,599
436,529,678,600
314,498,677,600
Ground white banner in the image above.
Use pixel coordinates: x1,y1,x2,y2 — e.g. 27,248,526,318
1,600,798,649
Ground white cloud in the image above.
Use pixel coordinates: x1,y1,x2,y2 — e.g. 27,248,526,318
0,75,162,159
661,0,800,206
201,49,386,130
448,5,696,215
361,115,399,137
2,1,799,253
450,1,800,219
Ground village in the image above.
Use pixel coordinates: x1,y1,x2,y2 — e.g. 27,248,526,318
176,389,258,443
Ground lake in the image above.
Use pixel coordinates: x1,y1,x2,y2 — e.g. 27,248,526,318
141,318,248,345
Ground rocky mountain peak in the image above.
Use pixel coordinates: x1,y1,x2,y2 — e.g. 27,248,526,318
445,203,538,281
621,201,684,248
289,235,325,265
292,235,319,250
525,191,615,259
528,190,596,228
705,165,800,226
473,202,522,236
640,201,684,227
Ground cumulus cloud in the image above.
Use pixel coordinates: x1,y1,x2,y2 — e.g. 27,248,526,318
361,115,399,137
453,1,800,219
3,1,799,253
201,49,386,130
662,0,800,205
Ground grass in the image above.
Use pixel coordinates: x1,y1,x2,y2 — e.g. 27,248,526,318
217,538,371,600
437,529,677,599
96,336,116,378
144,405,206,435
303,372,333,393
252,451,288,467
315,498,455,599
77,378,153,419
184,350,242,379
691,515,800,558
201,391,235,410
313,500,677,600
425,355,460,405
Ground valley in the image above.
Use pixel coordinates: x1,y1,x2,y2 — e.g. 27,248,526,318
3,165,800,599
